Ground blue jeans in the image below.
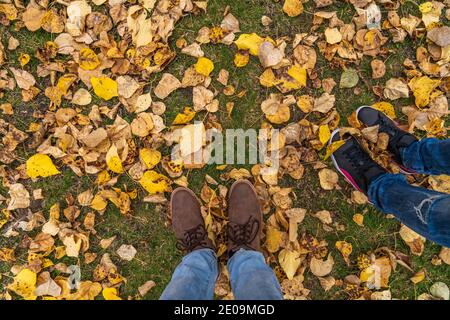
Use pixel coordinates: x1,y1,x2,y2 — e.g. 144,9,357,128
368,138,450,247
160,248,283,300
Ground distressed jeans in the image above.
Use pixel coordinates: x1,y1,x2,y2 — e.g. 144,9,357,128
160,248,283,300
368,138,450,247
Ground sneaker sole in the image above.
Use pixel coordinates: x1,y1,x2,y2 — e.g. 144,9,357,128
355,105,416,176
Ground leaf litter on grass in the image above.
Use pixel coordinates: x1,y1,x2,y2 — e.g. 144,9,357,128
0,0,449,300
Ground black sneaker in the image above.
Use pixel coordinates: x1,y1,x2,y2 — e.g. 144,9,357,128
356,106,418,173
329,129,386,195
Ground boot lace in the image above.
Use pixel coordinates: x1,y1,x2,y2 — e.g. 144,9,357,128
176,225,209,252
227,216,259,249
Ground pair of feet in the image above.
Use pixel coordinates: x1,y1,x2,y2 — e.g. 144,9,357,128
170,180,261,256
330,106,418,195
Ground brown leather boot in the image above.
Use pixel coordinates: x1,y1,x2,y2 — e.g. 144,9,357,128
227,180,262,256
170,187,214,253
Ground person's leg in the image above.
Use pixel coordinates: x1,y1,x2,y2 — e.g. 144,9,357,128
329,130,450,247
160,248,218,300
356,106,450,175
368,173,450,247
160,187,217,300
227,249,283,300
226,180,283,300
401,138,450,175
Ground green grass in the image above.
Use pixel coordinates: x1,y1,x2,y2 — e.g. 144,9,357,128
0,0,449,300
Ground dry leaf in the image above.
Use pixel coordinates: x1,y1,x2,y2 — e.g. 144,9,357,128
279,249,302,280
318,168,338,190
310,254,334,277
116,244,137,261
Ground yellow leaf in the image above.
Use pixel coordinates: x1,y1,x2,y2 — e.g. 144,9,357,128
102,287,122,300
79,48,100,70
287,64,307,87
318,124,331,145
410,269,426,284
324,139,345,160
278,249,301,280
172,107,196,125
19,53,30,67
259,68,278,87
68,281,102,300
105,144,124,174
0,209,10,229
195,57,214,77
372,102,396,119
283,0,304,17
0,247,14,262
140,148,161,169
234,51,249,67
107,268,125,285
91,76,118,101
139,170,171,194
8,268,37,300
0,4,18,20
408,76,441,108
352,213,364,226
235,33,265,56
26,154,60,179
96,170,111,185
335,241,352,265
419,2,433,13
56,74,77,95
91,194,107,211
265,226,284,253
360,266,375,282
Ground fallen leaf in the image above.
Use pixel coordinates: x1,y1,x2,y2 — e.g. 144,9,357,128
139,170,171,194
195,57,214,77
106,144,124,174
310,254,334,277
352,213,364,226
72,88,92,106
340,69,359,89
102,287,121,300
10,67,35,90
283,0,303,17
318,168,339,190
26,154,60,179
399,225,426,256
325,28,342,44
91,76,118,101
408,76,441,108
8,268,37,300
116,244,137,261
335,241,352,266
7,183,30,210
410,269,426,284
384,78,409,100
279,249,302,280
154,73,181,99
371,59,386,79
138,280,156,296
439,247,450,265
235,33,265,56
430,282,449,300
